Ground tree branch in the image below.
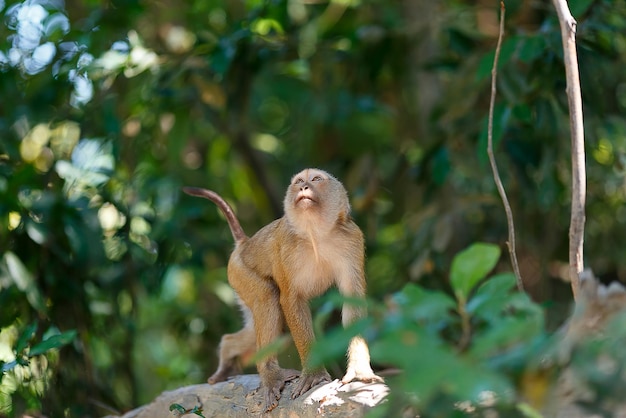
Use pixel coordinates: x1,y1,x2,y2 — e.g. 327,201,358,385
552,0,586,301
487,2,524,292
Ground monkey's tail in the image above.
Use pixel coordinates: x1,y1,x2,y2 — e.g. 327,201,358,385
183,187,248,243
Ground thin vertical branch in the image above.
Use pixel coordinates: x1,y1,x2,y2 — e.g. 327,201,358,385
487,2,524,292
552,0,586,301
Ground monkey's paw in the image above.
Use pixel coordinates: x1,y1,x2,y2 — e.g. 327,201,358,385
341,366,384,384
207,370,230,384
262,369,301,412
263,381,283,412
291,369,332,399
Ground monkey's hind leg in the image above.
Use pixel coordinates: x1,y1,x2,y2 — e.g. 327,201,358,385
229,262,297,412
208,323,255,384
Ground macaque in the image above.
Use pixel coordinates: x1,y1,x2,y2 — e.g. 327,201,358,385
183,168,382,412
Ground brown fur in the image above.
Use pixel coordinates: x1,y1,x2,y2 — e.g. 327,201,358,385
184,168,382,412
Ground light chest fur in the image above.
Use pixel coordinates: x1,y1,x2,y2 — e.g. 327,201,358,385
278,209,361,298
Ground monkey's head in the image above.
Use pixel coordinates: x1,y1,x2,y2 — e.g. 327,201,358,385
284,168,351,232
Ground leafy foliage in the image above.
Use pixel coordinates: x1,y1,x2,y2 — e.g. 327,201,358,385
314,243,546,415
315,244,626,416
1,0,626,416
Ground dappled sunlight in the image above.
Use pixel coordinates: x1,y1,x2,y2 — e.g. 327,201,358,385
7,212,21,230
252,133,281,153
98,203,127,234
161,265,196,303
159,24,196,54
68,61,93,107
1,1,93,107
93,31,159,80
49,121,80,158
182,148,202,169
55,138,114,197
593,137,614,166
258,97,290,132
19,123,49,163
4,1,67,74
18,121,80,173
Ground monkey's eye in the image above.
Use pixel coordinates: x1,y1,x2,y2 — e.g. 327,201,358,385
312,176,323,181
295,178,304,184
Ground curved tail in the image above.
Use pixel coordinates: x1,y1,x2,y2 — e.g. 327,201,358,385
183,187,247,243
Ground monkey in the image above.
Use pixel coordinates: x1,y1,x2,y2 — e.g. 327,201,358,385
183,168,382,412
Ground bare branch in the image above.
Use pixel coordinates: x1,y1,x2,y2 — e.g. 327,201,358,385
552,0,586,301
487,2,524,292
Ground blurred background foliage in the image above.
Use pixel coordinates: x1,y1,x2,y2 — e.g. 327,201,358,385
1,0,626,415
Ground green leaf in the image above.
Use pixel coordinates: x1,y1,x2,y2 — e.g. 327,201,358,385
392,284,456,328
506,293,545,322
370,327,429,370
431,146,450,185
25,220,50,245
3,252,47,313
467,273,517,320
251,18,284,36
518,35,546,63
15,322,38,354
450,243,501,301
64,217,89,263
190,406,205,417
29,330,77,357
470,316,543,360
569,0,595,18
475,272,517,297
169,403,187,414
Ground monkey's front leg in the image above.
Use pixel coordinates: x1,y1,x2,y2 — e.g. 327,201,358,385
292,369,332,398
280,294,332,398
342,335,384,384
258,360,300,411
340,301,384,384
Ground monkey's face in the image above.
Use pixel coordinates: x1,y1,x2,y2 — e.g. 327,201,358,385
284,169,351,229
289,169,326,208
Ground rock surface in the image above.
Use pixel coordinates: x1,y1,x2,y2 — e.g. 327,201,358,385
109,375,388,418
